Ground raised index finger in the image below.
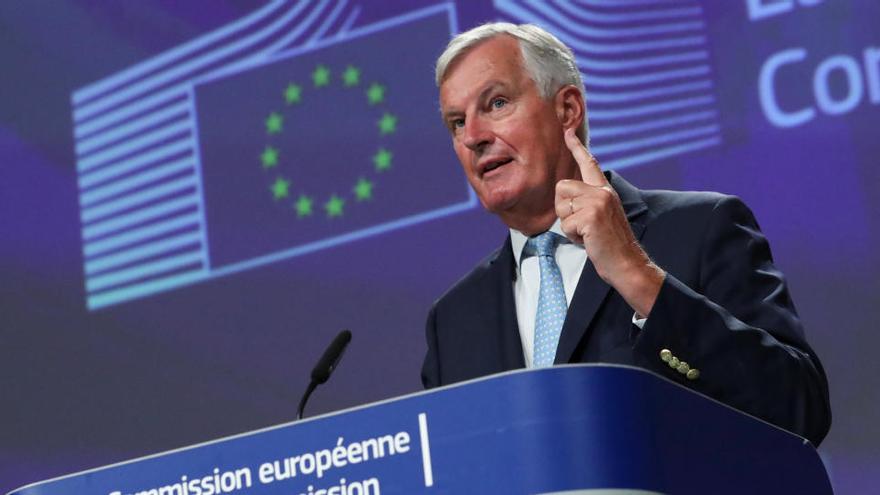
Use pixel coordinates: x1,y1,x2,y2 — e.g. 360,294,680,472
564,128,607,186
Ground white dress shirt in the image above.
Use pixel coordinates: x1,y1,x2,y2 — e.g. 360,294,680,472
510,219,646,367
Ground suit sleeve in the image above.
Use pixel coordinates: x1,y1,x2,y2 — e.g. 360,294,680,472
633,195,831,446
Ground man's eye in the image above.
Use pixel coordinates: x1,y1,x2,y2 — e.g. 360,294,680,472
451,119,464,130
491,98,507,109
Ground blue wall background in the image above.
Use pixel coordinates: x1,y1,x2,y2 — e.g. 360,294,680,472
1,1,877,493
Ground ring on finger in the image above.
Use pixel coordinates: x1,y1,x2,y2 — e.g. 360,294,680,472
569,198,575,216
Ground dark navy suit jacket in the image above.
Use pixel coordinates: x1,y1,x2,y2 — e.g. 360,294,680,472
422,171,831,446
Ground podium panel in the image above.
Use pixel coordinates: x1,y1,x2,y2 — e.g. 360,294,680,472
8,365,832,495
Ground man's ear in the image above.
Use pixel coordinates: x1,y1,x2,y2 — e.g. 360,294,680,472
555,85,585,133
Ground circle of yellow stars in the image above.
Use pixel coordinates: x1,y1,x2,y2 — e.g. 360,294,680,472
259,63,397,219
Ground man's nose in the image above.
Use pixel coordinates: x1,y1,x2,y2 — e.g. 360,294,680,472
461,117,493,151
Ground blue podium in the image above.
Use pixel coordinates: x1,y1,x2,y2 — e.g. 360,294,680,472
8,365,831,495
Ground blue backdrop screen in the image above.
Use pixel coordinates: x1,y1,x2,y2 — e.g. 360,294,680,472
1,1,877,493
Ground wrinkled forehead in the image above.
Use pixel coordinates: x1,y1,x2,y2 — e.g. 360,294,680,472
439,35,525,87
438,36,529,109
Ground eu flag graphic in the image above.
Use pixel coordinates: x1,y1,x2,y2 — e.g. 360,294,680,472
195,13,469,268
72,5,464,310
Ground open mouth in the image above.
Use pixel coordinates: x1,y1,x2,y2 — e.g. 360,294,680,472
483,158,513,174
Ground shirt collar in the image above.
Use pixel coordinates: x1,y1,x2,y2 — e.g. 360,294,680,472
510,218,569,267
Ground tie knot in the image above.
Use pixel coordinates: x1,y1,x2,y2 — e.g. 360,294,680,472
525,231,561,258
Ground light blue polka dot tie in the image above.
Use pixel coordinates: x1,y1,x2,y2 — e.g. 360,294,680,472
526,232,566,368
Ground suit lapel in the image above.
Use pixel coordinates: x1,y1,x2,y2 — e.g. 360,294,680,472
484,236,527,370
554,171,649,364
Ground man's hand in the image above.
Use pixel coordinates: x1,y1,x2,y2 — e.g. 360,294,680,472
555,128,664,317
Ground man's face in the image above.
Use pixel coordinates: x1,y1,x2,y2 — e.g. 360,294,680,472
439,36,575,233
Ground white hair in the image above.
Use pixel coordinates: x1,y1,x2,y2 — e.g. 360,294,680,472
435,22,589,144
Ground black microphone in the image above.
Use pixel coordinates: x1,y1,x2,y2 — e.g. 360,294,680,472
297,330,352,420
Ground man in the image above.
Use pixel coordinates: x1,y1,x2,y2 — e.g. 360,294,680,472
421,23,831,446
